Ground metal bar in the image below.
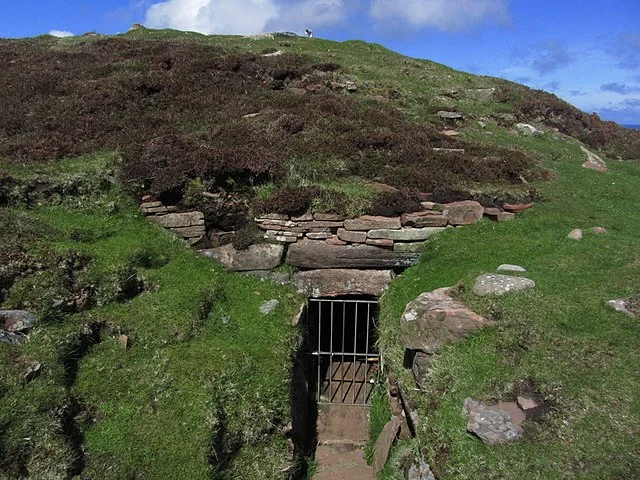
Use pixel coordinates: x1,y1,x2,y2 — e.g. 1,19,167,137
364,303,370,405
352,301,358,404
329,301,334,403
317,301,321,402
309,299,377,305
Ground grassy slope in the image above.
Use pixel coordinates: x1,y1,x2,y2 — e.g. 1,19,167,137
0,158,303,479
1,30,639,479
378,129,640,478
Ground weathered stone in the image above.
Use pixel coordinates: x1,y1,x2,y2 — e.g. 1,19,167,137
291,213,313,222
306,232,331,240
567,228,583,240
517,396,539,410
343,215,401,231
326,236,347,246
592,226,607,234
294,269,394,298
433,147,465,154
393,242,426,253
515,123,543,136
199,243,284,271
443,200,484,225
286,242,420,269
271,235,298,243
580,145,608,172
373,417,402,474
412,351,431,390
420,202,437,210
497,264,526,272
23,362,41,382
0,330,23,346
313,213,346,221
255,213,289,221
464,88,495,101
1,310,37,332
118,334,130,350
483,207,502,216
401,212,447,228
441,129,460,137
336,228,367,243
366,238,394,247
150,211,204,228
140,201,162,209
171,226,206,238
497,212,515,222
257,219,297,228
259,299,279,315
464,398,525,445
473,274,535,296
208,230,234,247
368,227,445,241
264,230,303,238
503,202,534,212
144,206,169,214
297,220,345,229
437,111,463,119
405,460,436,480
186,236,206,246
400,287,493,353
607,299,638,318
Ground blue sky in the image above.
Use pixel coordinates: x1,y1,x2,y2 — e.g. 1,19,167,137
2,0,639,123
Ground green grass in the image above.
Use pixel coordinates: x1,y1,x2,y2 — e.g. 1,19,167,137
378,138,640,478
0,160,303,478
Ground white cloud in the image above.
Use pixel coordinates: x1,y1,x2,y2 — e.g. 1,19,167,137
266,0,346,31
49,30,74,37
145,0,280,35
369,0,510,32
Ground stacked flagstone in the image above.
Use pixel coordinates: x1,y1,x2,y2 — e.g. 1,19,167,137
140,200,205,245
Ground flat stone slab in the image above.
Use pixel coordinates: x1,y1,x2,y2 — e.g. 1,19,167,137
259,299,279,315
199,243,284,271
149,211,204,228
401,212,448,228
464,398,525,445
373,417,402,474
293,269,394,298
343,215,401,231
400,287,493,354
286,242,420,269
437,110,463,119
393,242,426,253
367,227,445,241
337,228,367,243
473,274,535,296
1,310,37,332
607,298,638,318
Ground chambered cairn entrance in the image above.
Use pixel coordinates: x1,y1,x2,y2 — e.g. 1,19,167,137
305,297,380,405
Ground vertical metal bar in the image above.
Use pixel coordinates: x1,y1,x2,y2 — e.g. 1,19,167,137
317,301,321,402
329,301,334,402
352,301,358,404
364,302,370,405
341,300,346,403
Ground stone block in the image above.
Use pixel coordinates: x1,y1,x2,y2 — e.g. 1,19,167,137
366,238,394,247
150,211,204,228
401,212,447,228
343,215,401,231
293,269,394,297
443,200,484,225
286,242,420,269
336,228,367,243
199,243,284,271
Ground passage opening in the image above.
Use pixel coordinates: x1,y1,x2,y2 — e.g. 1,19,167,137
305,297,380,406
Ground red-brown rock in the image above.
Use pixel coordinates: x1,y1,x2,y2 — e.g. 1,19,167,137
443,200,484,225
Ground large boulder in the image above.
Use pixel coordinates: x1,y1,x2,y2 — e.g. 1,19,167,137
1,310,37,332
286,242,420,269
473,274,535,296
293,269,394,297
199,243,284,271
399,287,493,354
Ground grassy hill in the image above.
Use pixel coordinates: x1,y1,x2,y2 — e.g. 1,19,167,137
1,29,639,479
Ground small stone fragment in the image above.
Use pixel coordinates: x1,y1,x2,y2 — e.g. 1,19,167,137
497,264,526,272
0,310,37,333
406,459,436,480
497,212,515,222
437,111,463,120
580,145,608,172
517,396,539,410
607,299,638,318
503,202,534,212
23,362,41,382
0,330,23,346
515,123,543,136
118,334,130,350
259,299,280,315
592,226,607,234
373,417,402,474
567,229,583,240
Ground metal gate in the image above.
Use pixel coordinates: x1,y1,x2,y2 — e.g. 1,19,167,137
306,298,380,405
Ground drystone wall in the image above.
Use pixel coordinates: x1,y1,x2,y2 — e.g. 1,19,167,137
140,199,531,297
